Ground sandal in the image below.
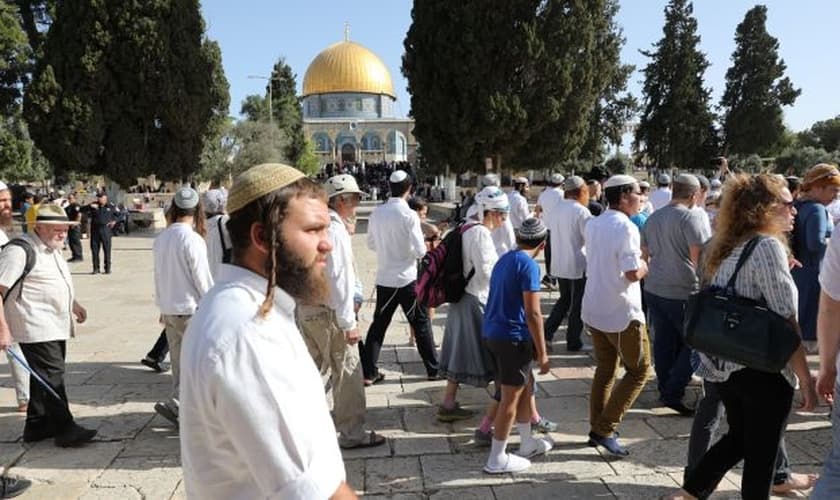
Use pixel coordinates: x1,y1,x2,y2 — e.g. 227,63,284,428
363,372,385,387
771,472,818,494
340,431,386,449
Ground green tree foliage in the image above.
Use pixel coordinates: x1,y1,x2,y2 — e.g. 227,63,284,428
604,152,631,174
578,0,638,164
403,0,614,172
24,0,229,187
240,94,268,122
808,116,840,152
720,5,799,156
12,0,54,58
774,146,840,176
295,139,319,176
634,0,715,170
0,2,30,114
229,120,288,176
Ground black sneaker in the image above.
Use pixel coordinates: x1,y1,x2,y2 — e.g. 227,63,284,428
140,358,166,373
154,402,179,427
54,423,97,448
92,269,100,275
0,476,32,498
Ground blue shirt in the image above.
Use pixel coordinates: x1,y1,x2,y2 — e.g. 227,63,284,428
630,212,648,229
482,249,541,341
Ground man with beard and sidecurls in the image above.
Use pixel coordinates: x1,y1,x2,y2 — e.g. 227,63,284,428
152,187,213,427
361,170,438,386
179,164,355,500
0,204,95,448
0,182,29,414
297,174,385,450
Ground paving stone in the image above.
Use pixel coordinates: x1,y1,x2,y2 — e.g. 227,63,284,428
602,472,680,499
493,479,613,499
93,455,181,499
421,453,515,489
79,485,143,499
11,441,124,483
430,486,494,499
118,415,180,457
0,442,26,470
607,437,689,476
365,456,424,494
22,480,91,500
389,391,432,408
392,431,451,456
534,396,590,423
345,458,365,494
539,378,592,397
517,444,616,481
366,494,425,500
786,427,832,463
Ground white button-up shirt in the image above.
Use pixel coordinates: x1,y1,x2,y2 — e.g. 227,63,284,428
465,204,516,256
548,199,592,279
154,222,213,315
204,214,231,281
325,209,357,330
0,232,76,343
180,264,346,500
507,190,531,230
537,187,564,220
367,197,426,288
582,209,645,332
649,187,672,212
462,224,498,304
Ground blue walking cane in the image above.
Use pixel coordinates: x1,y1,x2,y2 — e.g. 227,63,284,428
5,347,64,403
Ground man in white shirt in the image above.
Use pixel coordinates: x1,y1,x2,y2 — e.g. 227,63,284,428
203,187,230,281
815,221,840,499
507,177,531,230
0,204,94,448
648,173,673,212
581,175,651,457
0,182,29,413
298,174,385,449
152,187,213,426
179,163,355,500
544,176,592,352
361,170,439,385
536,173,564,286
692,175,713,239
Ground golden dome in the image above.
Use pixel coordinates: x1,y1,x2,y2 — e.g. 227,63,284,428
302,41,395,98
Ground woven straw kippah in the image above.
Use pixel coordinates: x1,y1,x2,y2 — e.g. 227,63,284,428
227,163,305,214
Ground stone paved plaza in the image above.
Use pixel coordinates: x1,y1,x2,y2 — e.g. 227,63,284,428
0,206,830,499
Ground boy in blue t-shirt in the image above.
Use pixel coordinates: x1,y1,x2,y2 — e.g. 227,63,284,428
482,218,552,474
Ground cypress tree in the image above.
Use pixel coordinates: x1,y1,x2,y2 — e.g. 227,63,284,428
721,5,800,156
634,0,714,170
24,0,229,186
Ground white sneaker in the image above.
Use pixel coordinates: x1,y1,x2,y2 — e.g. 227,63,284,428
483,453,531,474
516,436,554,458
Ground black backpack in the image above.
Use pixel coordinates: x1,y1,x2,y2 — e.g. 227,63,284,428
1,238,36,302
217,217,232,264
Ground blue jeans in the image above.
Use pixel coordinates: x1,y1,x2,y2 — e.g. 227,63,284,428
645,292,693,404
813,382,840,499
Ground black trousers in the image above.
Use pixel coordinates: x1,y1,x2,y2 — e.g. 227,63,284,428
91,225,112,272
67,226,83,260
683,368,793,499
19,341,75,435
543,277,586,348
147,329,169,362
544,230,552,277
361,282,438,378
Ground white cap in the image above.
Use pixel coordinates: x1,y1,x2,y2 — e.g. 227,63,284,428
514,176,529,185
0,181,7,191
711,179,722,189
550,173,565,185
203,188,227,214
389,170,409,183
173,187,199,209
325,174,364,198
657,173,671,185
603,175,638,189
475,186,510,212
481,173,501,187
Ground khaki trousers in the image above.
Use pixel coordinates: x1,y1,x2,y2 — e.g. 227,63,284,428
297,305,367,446
162,314,191,414
589,320,651,437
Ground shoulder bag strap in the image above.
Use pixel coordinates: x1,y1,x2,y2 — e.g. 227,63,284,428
724,236,763,291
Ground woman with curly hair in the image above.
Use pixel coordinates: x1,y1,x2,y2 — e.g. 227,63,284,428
665,174,817,500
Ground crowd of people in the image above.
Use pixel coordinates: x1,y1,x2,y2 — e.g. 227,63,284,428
2,157,840,498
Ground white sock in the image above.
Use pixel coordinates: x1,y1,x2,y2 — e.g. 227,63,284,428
487,438,507,468
517,422,535,448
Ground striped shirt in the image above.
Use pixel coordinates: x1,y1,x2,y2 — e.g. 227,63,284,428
695,236,798,387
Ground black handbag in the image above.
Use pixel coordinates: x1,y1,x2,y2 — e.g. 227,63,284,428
683,236,801,373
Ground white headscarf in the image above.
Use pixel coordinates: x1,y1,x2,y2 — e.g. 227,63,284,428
474,186,510,221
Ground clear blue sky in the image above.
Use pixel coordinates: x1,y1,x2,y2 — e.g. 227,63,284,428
202,0,840,139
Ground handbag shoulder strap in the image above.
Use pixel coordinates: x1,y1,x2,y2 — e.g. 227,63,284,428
724,236,763,292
